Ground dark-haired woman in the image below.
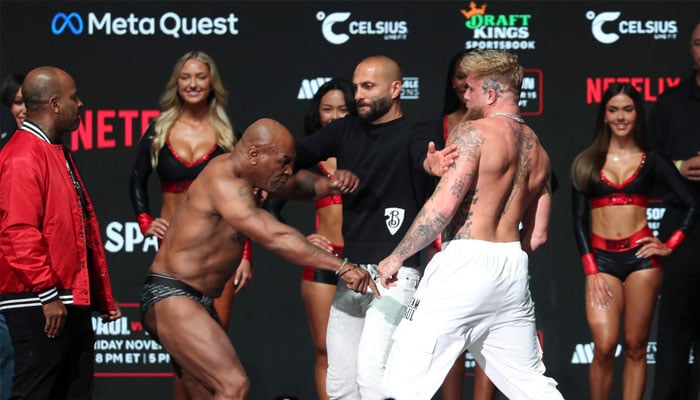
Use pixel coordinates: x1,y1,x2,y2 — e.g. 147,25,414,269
571,82,696,399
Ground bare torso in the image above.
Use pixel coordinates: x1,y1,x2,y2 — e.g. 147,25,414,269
444,116,550,243
151,154,246,297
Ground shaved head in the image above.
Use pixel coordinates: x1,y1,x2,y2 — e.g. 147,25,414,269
355,55,402,83
240,118,294,151
22,67,72,114
236,118,295,192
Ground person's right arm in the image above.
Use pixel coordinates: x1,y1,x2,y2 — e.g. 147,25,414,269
0,153,67,337
572,186,612,309
209,175,379,297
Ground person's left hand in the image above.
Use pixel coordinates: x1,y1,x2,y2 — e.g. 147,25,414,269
424,141,458,177
341,266,381,299
232,258,253,295
635,236,672,258
378,254,403,288
327,170,360,194
100,303,123,323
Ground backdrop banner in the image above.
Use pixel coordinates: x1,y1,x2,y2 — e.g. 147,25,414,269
2,1,698,399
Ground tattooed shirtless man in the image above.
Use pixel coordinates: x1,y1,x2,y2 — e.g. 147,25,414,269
378,50,564,400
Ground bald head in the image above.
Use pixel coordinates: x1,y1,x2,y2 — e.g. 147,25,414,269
236,118,295,192
23,67,73,114
240,118,294,151
355,55,402,83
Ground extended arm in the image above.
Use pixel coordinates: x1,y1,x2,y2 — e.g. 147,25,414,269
270,169,359,201
378,121,482,287
211,177,378,297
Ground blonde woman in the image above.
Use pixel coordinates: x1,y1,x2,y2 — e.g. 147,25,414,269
129,51,251,399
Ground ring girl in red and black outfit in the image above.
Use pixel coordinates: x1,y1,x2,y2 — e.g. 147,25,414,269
129,51,251,400
571,82,697,400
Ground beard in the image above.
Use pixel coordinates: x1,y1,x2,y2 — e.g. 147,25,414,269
465,106,484,121
357,96,392,123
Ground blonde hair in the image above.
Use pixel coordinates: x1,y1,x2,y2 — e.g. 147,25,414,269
151,51,235,168
459,50,523,98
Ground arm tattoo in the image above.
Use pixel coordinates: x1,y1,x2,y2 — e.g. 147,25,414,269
450,123,485,163
394,207,450,259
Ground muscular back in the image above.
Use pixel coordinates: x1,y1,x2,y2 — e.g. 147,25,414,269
443,117,550,243
150,154,249,297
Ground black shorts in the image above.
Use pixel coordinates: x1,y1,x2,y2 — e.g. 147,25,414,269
139,273,219,341
594,247,658,282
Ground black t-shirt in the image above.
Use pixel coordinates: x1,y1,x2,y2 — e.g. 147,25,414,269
651,76,700,203
295,116,443,267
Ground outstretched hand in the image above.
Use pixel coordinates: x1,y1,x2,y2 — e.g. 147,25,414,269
327,169,360,194
424,141,458,177
340,265,381,299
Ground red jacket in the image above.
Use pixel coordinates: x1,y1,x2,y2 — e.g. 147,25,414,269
0,126,117,313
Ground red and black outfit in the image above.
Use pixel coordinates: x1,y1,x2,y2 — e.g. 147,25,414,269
302,162,343,285
129,123,251,259
0,121,118,398
572,150,697,281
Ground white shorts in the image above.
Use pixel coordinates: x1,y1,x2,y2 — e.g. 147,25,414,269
382,240,562,400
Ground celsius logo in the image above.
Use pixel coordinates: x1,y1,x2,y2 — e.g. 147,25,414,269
297,77,332,100
460,2,535,50
316,11,408,45
586,10,677,44
51,11,239,38
52,12,83,35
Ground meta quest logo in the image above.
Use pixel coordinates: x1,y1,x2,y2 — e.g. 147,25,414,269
51,11,240,38
460,2,536,50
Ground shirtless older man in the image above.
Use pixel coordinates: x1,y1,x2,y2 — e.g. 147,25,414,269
378,50,563,399
140,118,378,400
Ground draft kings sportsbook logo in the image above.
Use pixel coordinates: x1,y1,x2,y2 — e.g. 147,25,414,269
460,2,536,50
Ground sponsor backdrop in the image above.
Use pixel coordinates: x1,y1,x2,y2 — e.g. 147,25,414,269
1,1,698,399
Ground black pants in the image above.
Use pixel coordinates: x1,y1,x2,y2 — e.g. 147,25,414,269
653,207,700,399
4,305,94,400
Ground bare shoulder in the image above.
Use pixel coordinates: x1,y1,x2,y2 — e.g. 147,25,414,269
449,120,488,161
193,155,255,208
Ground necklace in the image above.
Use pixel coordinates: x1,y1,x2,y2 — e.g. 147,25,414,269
491,112,524,123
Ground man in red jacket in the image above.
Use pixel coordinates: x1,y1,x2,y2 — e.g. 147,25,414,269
0,66,121,399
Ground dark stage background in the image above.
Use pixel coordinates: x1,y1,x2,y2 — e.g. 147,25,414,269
1,1,698,399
